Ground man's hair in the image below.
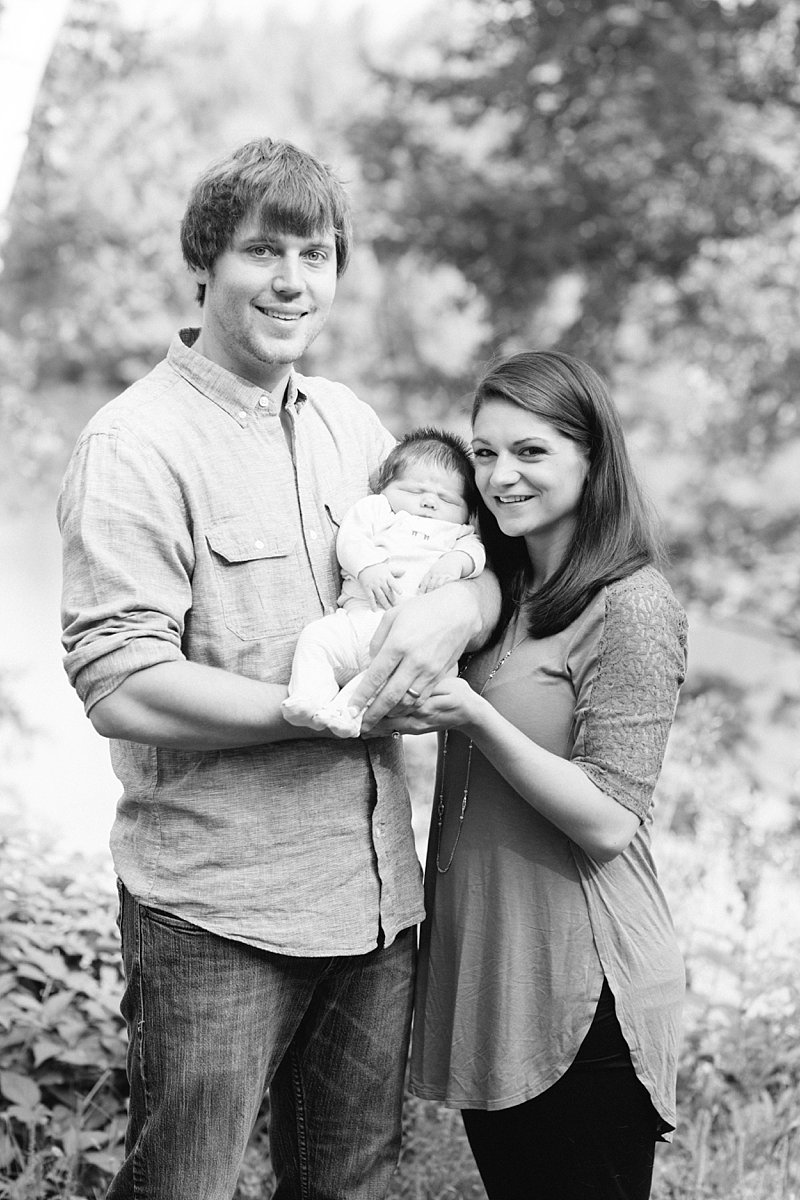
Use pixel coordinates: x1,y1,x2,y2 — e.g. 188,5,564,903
472,350,663,643
180,137,353,304
373,427,479,516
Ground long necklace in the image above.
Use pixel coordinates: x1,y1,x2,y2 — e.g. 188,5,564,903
435,632,526,874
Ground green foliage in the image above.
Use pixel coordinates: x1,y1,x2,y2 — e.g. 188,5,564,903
2,685,800,1200
349,0,800,359
1,4,799,1196
345,0,800,641
0,842,126,1198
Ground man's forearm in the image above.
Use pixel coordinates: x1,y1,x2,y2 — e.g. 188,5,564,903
461,569,501,650
89,660,323,749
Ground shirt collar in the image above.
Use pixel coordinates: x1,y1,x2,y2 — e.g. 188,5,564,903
168,328,307,419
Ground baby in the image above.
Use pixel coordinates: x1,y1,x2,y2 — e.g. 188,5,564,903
281,427,484,737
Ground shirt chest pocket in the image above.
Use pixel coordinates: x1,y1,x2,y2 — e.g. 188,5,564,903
206,519,300,642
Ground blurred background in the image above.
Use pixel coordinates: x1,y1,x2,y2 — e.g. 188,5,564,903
1,1,799,1196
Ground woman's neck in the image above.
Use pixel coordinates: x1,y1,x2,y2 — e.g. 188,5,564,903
524,530,571,590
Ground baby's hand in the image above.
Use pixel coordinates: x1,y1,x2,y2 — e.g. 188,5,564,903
358,562,400,610
418,550,472,593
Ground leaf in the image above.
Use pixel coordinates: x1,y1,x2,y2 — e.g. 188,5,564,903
0,1130,18,1168
32,1037,64,1067
61,1126,80,1158
3,1102,46,1125
83,1149,122,1174
18,946,71,983
40,991,75,1022
0,1069,41,1107
57,1046,96,1066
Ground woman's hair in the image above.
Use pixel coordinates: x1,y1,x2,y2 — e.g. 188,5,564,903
373,427,479,516
472,350,663,642
180,138,352,305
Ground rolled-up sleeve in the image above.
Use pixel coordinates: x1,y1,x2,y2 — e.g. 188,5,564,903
569,573,688,821
58,429,191,712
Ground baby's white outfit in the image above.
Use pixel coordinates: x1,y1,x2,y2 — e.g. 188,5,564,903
282,493,485,736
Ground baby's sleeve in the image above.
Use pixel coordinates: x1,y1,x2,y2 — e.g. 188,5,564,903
336,494,395,579
453,527,486,578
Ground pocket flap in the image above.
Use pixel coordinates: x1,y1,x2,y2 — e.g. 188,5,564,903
206,519,293,563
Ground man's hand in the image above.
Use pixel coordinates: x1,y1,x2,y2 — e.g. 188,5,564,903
357,562,401,610
349,572,500,730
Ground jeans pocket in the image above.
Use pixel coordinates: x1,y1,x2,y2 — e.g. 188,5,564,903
139,904,210,936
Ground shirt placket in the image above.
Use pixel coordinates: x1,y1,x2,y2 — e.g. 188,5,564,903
290,407,341,615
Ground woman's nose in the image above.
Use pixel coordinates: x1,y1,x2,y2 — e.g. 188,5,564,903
490,454,519,486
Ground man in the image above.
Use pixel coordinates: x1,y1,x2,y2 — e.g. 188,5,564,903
58,137,497,1200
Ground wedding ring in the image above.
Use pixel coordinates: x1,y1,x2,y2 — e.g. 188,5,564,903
406,688,421,700
392,731,401,740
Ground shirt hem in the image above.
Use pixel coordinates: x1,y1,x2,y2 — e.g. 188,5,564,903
125,886,424,957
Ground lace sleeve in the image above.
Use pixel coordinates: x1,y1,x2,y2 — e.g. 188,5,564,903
570,569,688,821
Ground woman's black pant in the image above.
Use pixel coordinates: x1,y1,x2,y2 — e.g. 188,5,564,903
461,980,660,1200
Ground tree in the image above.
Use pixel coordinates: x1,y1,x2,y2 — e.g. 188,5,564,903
349,0,800,365
347,0,800,640
0,0,72,227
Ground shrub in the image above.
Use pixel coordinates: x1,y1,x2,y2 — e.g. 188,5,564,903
0,839,126,1199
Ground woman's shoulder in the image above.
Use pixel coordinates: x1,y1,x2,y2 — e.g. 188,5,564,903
565,567,686,663
605,566,687,634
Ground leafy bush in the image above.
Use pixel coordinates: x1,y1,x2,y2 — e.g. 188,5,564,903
3,682,800,1200
0,840,126,1199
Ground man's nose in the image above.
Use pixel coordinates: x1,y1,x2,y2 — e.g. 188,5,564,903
273,256,303,292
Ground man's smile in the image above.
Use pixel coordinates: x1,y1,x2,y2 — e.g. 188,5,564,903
254,306,306,321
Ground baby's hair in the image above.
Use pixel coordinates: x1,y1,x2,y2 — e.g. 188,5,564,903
373,427,479,516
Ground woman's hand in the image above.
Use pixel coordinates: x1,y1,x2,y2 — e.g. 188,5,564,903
367,677,486,739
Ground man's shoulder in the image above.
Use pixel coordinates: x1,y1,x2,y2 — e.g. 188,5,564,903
80,357,184,441
296,373,384,425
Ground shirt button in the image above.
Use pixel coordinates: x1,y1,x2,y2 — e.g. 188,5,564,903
309,530,318,541
238,409,247,421
254,539,264,549
258,396,270,408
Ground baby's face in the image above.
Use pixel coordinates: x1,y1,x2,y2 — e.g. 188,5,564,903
382,461,469,523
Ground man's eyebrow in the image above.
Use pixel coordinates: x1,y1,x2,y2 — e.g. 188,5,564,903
237,231,336,253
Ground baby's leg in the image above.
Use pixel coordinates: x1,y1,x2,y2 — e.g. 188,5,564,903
308,608,384,737
281,609,379,731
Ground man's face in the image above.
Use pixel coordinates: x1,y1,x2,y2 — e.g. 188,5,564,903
192,219,338,393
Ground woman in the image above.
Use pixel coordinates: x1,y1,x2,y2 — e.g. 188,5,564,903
404,351,687,1199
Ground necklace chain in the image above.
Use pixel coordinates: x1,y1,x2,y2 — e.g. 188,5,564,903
435,634,525,874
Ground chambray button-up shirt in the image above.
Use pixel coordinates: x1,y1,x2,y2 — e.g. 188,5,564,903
58,330,424,955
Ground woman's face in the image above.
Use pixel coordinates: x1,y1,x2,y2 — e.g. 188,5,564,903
472,399,590,569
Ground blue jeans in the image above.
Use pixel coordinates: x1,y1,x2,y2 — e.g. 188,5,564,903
108,884,416,1200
